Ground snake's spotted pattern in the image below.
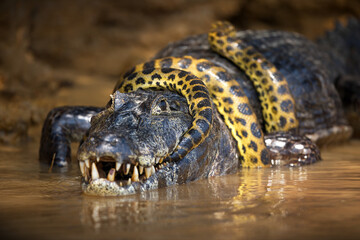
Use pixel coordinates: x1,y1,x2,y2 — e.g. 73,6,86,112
118,68,213,162
208,21,298,133
116,21,300,168
116,56,269,167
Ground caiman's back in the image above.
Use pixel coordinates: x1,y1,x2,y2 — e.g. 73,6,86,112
155,18,360,143
317,18,360,137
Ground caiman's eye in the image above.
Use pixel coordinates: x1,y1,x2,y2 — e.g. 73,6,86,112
151,96,171,115
169,100,182,111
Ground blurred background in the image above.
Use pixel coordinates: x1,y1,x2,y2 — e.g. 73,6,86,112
0,0,359,145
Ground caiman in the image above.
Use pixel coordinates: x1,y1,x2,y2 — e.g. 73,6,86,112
39,20,359,196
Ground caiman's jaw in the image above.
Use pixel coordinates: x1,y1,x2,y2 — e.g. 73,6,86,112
76,90,193,196
78,153,172,196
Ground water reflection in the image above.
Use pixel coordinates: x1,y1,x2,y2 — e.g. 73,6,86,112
1,141,360,239
229,167,310,224
79,166,311,231
80,190,168,230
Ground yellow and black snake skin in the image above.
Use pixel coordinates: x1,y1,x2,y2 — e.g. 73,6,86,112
117,21,299,168
209,21,298,133
118,68,213,162
117,56,269,167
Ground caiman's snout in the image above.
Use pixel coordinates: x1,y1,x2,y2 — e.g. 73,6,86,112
79,133,136,163
77,130,168,188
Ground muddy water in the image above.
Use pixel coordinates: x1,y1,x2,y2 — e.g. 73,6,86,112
1,140,360,240
1,77,360,240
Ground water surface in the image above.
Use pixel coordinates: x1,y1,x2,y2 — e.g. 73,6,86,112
0,139,359,240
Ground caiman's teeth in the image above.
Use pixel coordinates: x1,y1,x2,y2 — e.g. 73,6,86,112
82,154,165,186
145,167,152,179
151,166,155,175
85,159,90,168
107,168,115,182
125,163,131,175
131,166,139,182
91,162,99,180
116,162,121,171
79,161,85,175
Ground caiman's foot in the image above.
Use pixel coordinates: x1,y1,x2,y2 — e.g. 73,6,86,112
265,132,321,166
39,106,103,167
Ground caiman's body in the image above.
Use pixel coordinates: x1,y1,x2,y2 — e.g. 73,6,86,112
39,20,359,196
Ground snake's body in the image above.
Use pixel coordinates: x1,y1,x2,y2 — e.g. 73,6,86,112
117,21,299,168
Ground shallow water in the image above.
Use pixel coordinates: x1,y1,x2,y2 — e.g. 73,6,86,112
0,139,360,240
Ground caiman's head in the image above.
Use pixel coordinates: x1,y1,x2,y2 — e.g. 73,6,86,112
77,90,238,196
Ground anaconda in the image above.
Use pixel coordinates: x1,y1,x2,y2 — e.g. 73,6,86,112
39,20,359,196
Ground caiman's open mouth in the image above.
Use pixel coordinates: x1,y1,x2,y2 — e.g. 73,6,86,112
78,154,170,196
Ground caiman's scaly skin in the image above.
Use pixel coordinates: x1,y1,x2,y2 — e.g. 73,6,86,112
39,20,359,196
155,20,357,144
